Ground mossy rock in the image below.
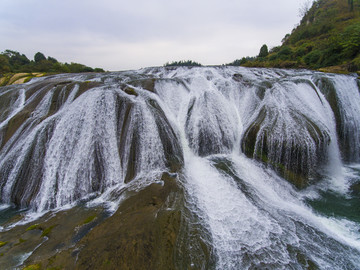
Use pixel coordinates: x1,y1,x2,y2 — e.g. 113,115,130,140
232,73,243,82
242,108,267,158
350,182,360,197
314,75,354,161
81,215,97,225
26,224,40,231
1,110,32,148
20,207,104,268
74,81,103,100
40,225,57,238
128,78,156,92
256,81,273,100
241,106,330,189
123,86,138,96
75,174,182,270
146,99,184,172
22,264,41,270
25,173,195,270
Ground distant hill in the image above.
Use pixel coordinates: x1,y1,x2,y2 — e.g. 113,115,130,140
230,0,360,73
0,50,105,77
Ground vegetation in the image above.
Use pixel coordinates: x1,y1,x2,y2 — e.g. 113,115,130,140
258,44,269,58
229,0,360,73
0,50,105,75
26,224,40,231
81,215,97,225
22,264,41,270
41,225,57,237
164,60,202,67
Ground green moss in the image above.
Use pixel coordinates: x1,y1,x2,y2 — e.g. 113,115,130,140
15,238,26,246
23,76,34,83
0,241,8,248
41,225,57,237
26,224,40,231
22,264,41,270
81,215,97,225
123,86,138,96
73,174,187,270
241,108,267,158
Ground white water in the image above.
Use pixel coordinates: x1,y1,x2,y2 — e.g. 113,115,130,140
332,75,360,161
153,67,360,269
1,67,360,269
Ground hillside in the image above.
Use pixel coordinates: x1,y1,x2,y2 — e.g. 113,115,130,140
0,50,105,86
231,0,360,73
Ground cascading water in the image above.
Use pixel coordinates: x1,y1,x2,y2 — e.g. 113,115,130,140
0,67,360,269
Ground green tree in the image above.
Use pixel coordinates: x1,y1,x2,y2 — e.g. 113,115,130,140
0,55,11,73
47,56,58,63
258,44,269,58
34,52,46,63
3,50,30,71
65,63,94,73
164,60,202,67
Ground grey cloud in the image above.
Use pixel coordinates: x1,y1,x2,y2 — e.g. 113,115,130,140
1,0,304,70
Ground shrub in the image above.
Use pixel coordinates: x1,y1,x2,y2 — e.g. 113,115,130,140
341,22,360,58
304,50,322,67
277,46,293,60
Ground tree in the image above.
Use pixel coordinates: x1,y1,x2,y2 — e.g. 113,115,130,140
34,52,46,63
258,44,269,58
299,0,312,18
164,60,202,67
0,55,11,73
47,56,58,63
3,50,30,70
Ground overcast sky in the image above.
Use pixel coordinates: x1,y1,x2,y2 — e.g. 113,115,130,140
1,0,305,71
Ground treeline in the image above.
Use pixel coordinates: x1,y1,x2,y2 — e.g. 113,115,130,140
0,50,105,74
164,60,202,67
229,0,360,72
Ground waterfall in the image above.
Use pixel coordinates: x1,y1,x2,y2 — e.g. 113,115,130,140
0,67,360,269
